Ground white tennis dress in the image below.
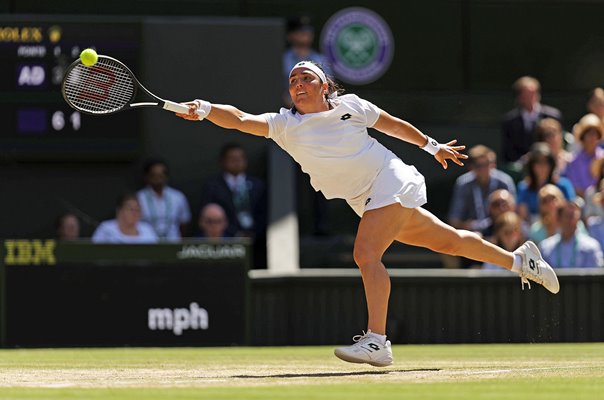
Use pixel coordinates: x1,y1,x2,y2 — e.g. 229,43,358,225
262,94,427,216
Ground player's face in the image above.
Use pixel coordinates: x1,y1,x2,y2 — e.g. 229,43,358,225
288,69,328,114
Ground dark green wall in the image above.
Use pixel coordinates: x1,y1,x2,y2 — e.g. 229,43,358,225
0,16,282,238
250,271,604,344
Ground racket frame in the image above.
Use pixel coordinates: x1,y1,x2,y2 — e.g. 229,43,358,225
61,55,190,115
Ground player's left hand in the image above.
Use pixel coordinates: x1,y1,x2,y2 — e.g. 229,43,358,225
435,139,468,170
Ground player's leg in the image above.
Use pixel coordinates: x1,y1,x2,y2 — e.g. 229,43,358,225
353,203,411,334
395,207,559,293
397,207,513,268
334,203,409,367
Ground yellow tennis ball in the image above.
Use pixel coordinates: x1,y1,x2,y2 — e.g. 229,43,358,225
80,48,98,66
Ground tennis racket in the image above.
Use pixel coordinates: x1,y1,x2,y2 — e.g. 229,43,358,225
61,55,190,115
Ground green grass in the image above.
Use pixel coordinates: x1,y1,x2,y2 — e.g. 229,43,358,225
0,343,602,399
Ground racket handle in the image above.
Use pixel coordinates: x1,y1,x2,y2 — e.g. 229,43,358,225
162,100,190,114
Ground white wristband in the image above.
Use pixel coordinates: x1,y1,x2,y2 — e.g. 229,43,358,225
193,99,212,120
421,136,441,156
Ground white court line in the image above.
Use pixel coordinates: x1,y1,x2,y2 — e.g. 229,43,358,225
451,365,593,376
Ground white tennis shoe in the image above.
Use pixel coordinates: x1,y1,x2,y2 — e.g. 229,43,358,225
513,241,560,294
334,330,393,367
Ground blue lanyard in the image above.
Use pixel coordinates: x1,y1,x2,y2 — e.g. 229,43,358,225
144,188,172,238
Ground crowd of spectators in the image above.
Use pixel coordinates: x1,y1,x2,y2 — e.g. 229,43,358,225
448,76,604,268
56,143,268,266
53,67,604,270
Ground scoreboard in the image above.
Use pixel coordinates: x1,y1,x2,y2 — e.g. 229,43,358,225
0,16,141,161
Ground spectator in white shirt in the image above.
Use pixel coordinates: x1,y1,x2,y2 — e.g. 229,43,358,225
92,193,158,244
137,158,191,241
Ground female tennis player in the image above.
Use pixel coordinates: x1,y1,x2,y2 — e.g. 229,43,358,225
176,61,560,367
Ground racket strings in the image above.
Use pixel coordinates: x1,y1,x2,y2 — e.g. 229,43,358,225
63,57,136,114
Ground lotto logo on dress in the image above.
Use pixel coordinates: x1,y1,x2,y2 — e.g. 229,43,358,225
321,7,394,85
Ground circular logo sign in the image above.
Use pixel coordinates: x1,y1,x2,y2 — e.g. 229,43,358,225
320,7,394,85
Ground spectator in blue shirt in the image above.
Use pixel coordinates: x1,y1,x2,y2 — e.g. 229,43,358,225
448,145,516,233
540,201,603,268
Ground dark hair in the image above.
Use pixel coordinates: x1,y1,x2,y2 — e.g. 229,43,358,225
526,143,556,190
290,61,344,115
219,142,245,160
286,15,314,34
143,157,168,176
115,192,138,210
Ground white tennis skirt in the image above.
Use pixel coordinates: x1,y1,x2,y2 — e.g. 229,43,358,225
346,157,427,217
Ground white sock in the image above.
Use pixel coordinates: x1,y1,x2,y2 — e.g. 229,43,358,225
511,254,523,273
367,331,387,344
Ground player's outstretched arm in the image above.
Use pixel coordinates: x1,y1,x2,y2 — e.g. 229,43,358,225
372,110,468,170
176,101,268,137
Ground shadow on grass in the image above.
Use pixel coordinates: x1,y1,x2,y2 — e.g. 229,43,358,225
231,368,440,379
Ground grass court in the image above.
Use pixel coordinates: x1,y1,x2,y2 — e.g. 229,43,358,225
0,343,602,399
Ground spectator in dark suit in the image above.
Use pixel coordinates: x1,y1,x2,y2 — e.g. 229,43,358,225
587,87,604,120
502,76,563,163
200,143,267,267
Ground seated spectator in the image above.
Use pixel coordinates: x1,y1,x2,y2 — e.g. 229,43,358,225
528,184,587,244
448,145,516,232
583,159,604,218
197,203,230,239
137,158,191,241
482,211,525,270
517,143,575,223
482,189,516,238
56,212,80,241
539,201,603,268
529,184,566,244
587,184,604,252
564,114,604,197
535,118,572,174
92,193,158,244
200,143,267,238
501,76,562,164
200,143,267,268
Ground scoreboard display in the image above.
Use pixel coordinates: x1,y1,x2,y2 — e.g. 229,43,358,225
0,16,141,161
